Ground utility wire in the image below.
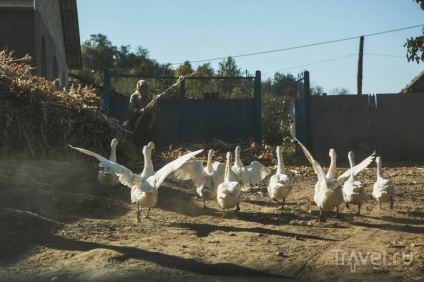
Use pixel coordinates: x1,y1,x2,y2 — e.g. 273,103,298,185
171,24,424,66
364,53,405,58
273,54,358,72
262,52,407,77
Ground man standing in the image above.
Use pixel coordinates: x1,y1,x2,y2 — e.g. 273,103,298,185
129,80,157,147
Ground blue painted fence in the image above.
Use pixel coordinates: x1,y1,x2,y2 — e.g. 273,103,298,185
103,71,262,148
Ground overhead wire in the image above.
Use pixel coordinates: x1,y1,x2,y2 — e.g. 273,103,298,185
170,24,424,66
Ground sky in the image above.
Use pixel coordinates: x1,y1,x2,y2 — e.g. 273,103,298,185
76,0,424,94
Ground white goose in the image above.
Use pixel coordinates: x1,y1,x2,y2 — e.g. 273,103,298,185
169,149,225,208
372,156,395,210
140,142,156,179
97,138,120,189
217,151,242,213
294,138,375,222
267,146,291,210
69,144,203,222
342,151,367,215
232,146,271,191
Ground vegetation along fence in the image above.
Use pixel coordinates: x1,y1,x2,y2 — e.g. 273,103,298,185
296,90,424,162
103,70,262,148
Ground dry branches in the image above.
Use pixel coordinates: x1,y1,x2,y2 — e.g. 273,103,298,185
0,50,137,163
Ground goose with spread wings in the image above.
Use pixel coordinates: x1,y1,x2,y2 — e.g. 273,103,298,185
169,149,225,208
232,146,271,191
69,144,203,222
293,138,375,222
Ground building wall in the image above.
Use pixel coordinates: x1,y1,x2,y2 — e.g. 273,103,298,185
35,0,69,87
0,0,69,88
0,7,35,60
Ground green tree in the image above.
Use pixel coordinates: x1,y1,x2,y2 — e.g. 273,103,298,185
196,63,215,77
404,0,424,63
175,61,194,77
261,73,298,146
218,56,241,77
271,72,298,97
81,34,116,71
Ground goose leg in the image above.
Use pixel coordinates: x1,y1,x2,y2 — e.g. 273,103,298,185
334,207,342,219
203,199,208,209
346,202,350,209
136,203,141,223
235,203,240,211
315,208,326,222
145,207,151,219
356,204,361,216
379,202,382,209
390,197,394,210
279,198,286,210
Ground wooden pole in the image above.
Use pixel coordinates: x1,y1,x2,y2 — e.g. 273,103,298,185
357,36,364,95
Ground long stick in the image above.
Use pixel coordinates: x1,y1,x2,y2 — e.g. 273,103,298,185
134,72,196,129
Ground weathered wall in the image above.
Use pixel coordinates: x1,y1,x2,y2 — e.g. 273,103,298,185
375,94,424,160
311,95,372,163
308,93,424,162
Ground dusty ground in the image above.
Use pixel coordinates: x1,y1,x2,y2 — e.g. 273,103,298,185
0,154,423,282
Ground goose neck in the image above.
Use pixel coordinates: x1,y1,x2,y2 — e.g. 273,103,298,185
206,150,214,173
276,149,285,174
110,143,117,163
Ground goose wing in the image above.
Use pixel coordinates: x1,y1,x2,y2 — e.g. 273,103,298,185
334,151,375,189
294,138,326,181
338,151,375,179
150,149,204,189
211,161,225,187
69,145,142,189
244,161,271,185
169,159,206,188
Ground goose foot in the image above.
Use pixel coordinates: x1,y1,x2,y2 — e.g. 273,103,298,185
315,215,326,222
235,204,240,211
220,209,226,218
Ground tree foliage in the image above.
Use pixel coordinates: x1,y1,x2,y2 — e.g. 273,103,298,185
218,56,241,77
404,0,424,63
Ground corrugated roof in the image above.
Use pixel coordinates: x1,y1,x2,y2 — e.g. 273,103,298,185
401,70,424,93
59,0,82,69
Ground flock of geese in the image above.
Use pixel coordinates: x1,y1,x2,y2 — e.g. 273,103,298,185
69,137,395,223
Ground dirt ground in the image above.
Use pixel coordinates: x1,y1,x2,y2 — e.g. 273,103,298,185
0,153,423,282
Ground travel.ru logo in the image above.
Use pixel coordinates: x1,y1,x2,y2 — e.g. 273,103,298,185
330,249,413,272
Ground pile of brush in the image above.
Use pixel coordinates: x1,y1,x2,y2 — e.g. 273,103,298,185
0,50,138,163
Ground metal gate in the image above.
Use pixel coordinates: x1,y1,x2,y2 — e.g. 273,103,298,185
102,70,262,148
